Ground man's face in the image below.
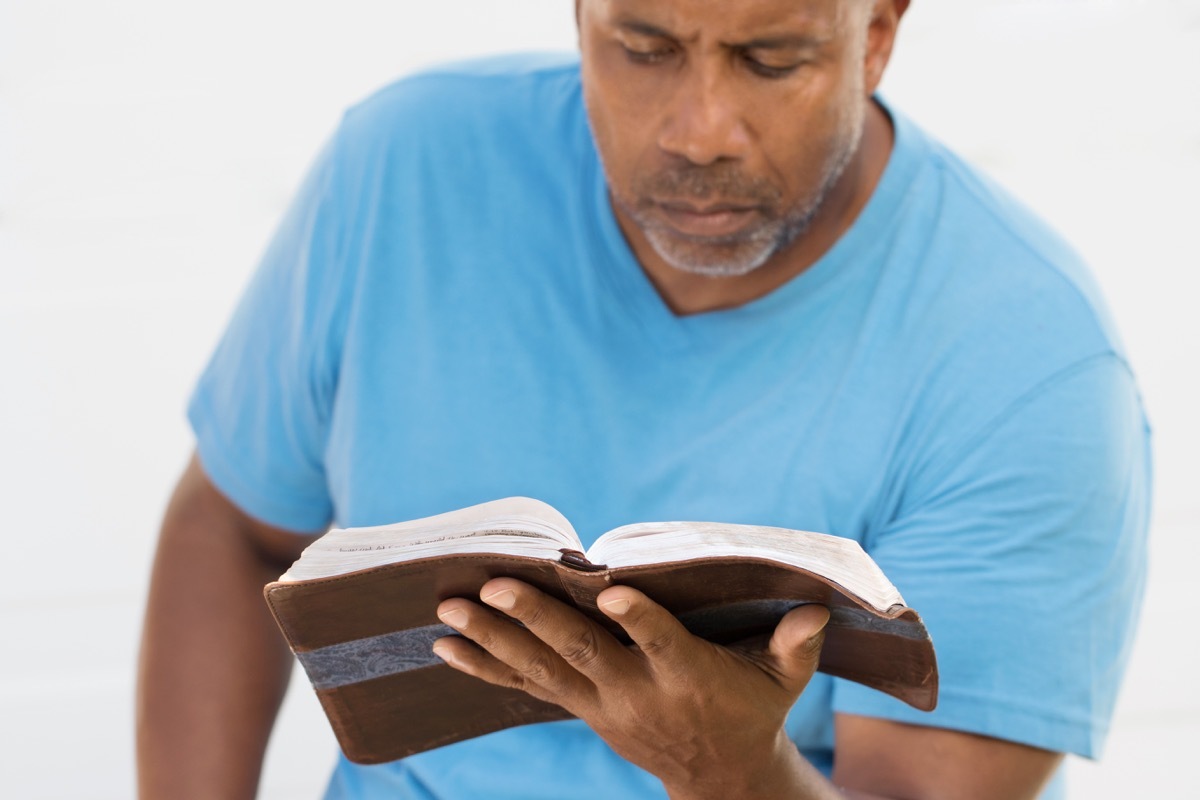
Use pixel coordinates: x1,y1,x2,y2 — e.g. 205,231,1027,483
578,0,879,278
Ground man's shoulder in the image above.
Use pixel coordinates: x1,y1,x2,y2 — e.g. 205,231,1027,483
341,52,582,141
909,119,1101,303
317,52,589,199
891,111,1126,360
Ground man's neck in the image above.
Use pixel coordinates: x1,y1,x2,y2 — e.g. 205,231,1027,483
617,101,895,317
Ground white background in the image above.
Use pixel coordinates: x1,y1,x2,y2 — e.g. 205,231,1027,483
1,1,1197,797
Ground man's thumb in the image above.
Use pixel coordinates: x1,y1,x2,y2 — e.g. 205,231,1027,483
768,604,830,693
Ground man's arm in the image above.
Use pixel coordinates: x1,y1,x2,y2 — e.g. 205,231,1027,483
833,715,1061,800
136,454,319,799
432,579,1062,800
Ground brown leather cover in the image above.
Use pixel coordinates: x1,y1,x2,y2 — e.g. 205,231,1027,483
264,554,938,765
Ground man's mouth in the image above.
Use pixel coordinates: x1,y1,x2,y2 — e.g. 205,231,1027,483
655,200,761,239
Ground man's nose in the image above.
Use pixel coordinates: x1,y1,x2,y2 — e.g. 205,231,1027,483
656,64,751,166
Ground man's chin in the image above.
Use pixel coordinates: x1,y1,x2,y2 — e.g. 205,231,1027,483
645,229,778,279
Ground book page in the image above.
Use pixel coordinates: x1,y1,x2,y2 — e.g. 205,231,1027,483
587,522,904,612
278,497,580,582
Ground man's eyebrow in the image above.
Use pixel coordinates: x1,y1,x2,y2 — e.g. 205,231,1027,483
614,19,678,40
737,33,830,50
610,18,829,50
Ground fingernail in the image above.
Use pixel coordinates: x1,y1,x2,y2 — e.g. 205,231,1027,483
438,608,469,629
482,589,516,610
601,598,630,616
810,606,831,631
431,642,458,666
804,606,831,644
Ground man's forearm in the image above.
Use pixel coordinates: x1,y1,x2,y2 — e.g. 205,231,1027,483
136,461,300,799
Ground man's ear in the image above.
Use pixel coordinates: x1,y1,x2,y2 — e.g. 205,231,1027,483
864,0,910,94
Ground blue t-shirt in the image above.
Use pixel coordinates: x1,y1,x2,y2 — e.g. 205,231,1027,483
189,54,1150,800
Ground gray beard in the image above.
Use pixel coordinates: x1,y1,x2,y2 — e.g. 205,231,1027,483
619,124,864,279
638,199,820,279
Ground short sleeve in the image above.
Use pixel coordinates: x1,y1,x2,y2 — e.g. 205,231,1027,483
188,132,348,533
834,354,1151,758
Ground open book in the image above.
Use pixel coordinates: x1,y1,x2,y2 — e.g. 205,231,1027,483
264,497,938,764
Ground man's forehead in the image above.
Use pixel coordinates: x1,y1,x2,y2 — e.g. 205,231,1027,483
584,0,856,41
580,0,864,46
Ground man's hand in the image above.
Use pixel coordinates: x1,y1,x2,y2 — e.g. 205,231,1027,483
432,578,833,800
433,578,1064,800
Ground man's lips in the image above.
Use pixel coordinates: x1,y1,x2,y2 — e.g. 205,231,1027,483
655,200,761,238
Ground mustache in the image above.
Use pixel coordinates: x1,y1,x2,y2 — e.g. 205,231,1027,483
635,163,782,207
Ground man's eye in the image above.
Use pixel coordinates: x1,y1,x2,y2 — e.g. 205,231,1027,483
622,44,674,65
743,55,801,79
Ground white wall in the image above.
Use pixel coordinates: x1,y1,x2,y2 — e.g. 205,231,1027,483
1,1,1196,797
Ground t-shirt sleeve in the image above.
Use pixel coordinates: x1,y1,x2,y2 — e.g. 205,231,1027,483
187,132,348,533
833,353,1151,758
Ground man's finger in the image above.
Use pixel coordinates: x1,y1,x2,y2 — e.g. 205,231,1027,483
594,585,695,675
435,597,587,700
475,578,632,685
766,604,830,696
430,634,526,689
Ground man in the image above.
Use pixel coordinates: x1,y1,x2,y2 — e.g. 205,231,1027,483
137,0,1150,798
